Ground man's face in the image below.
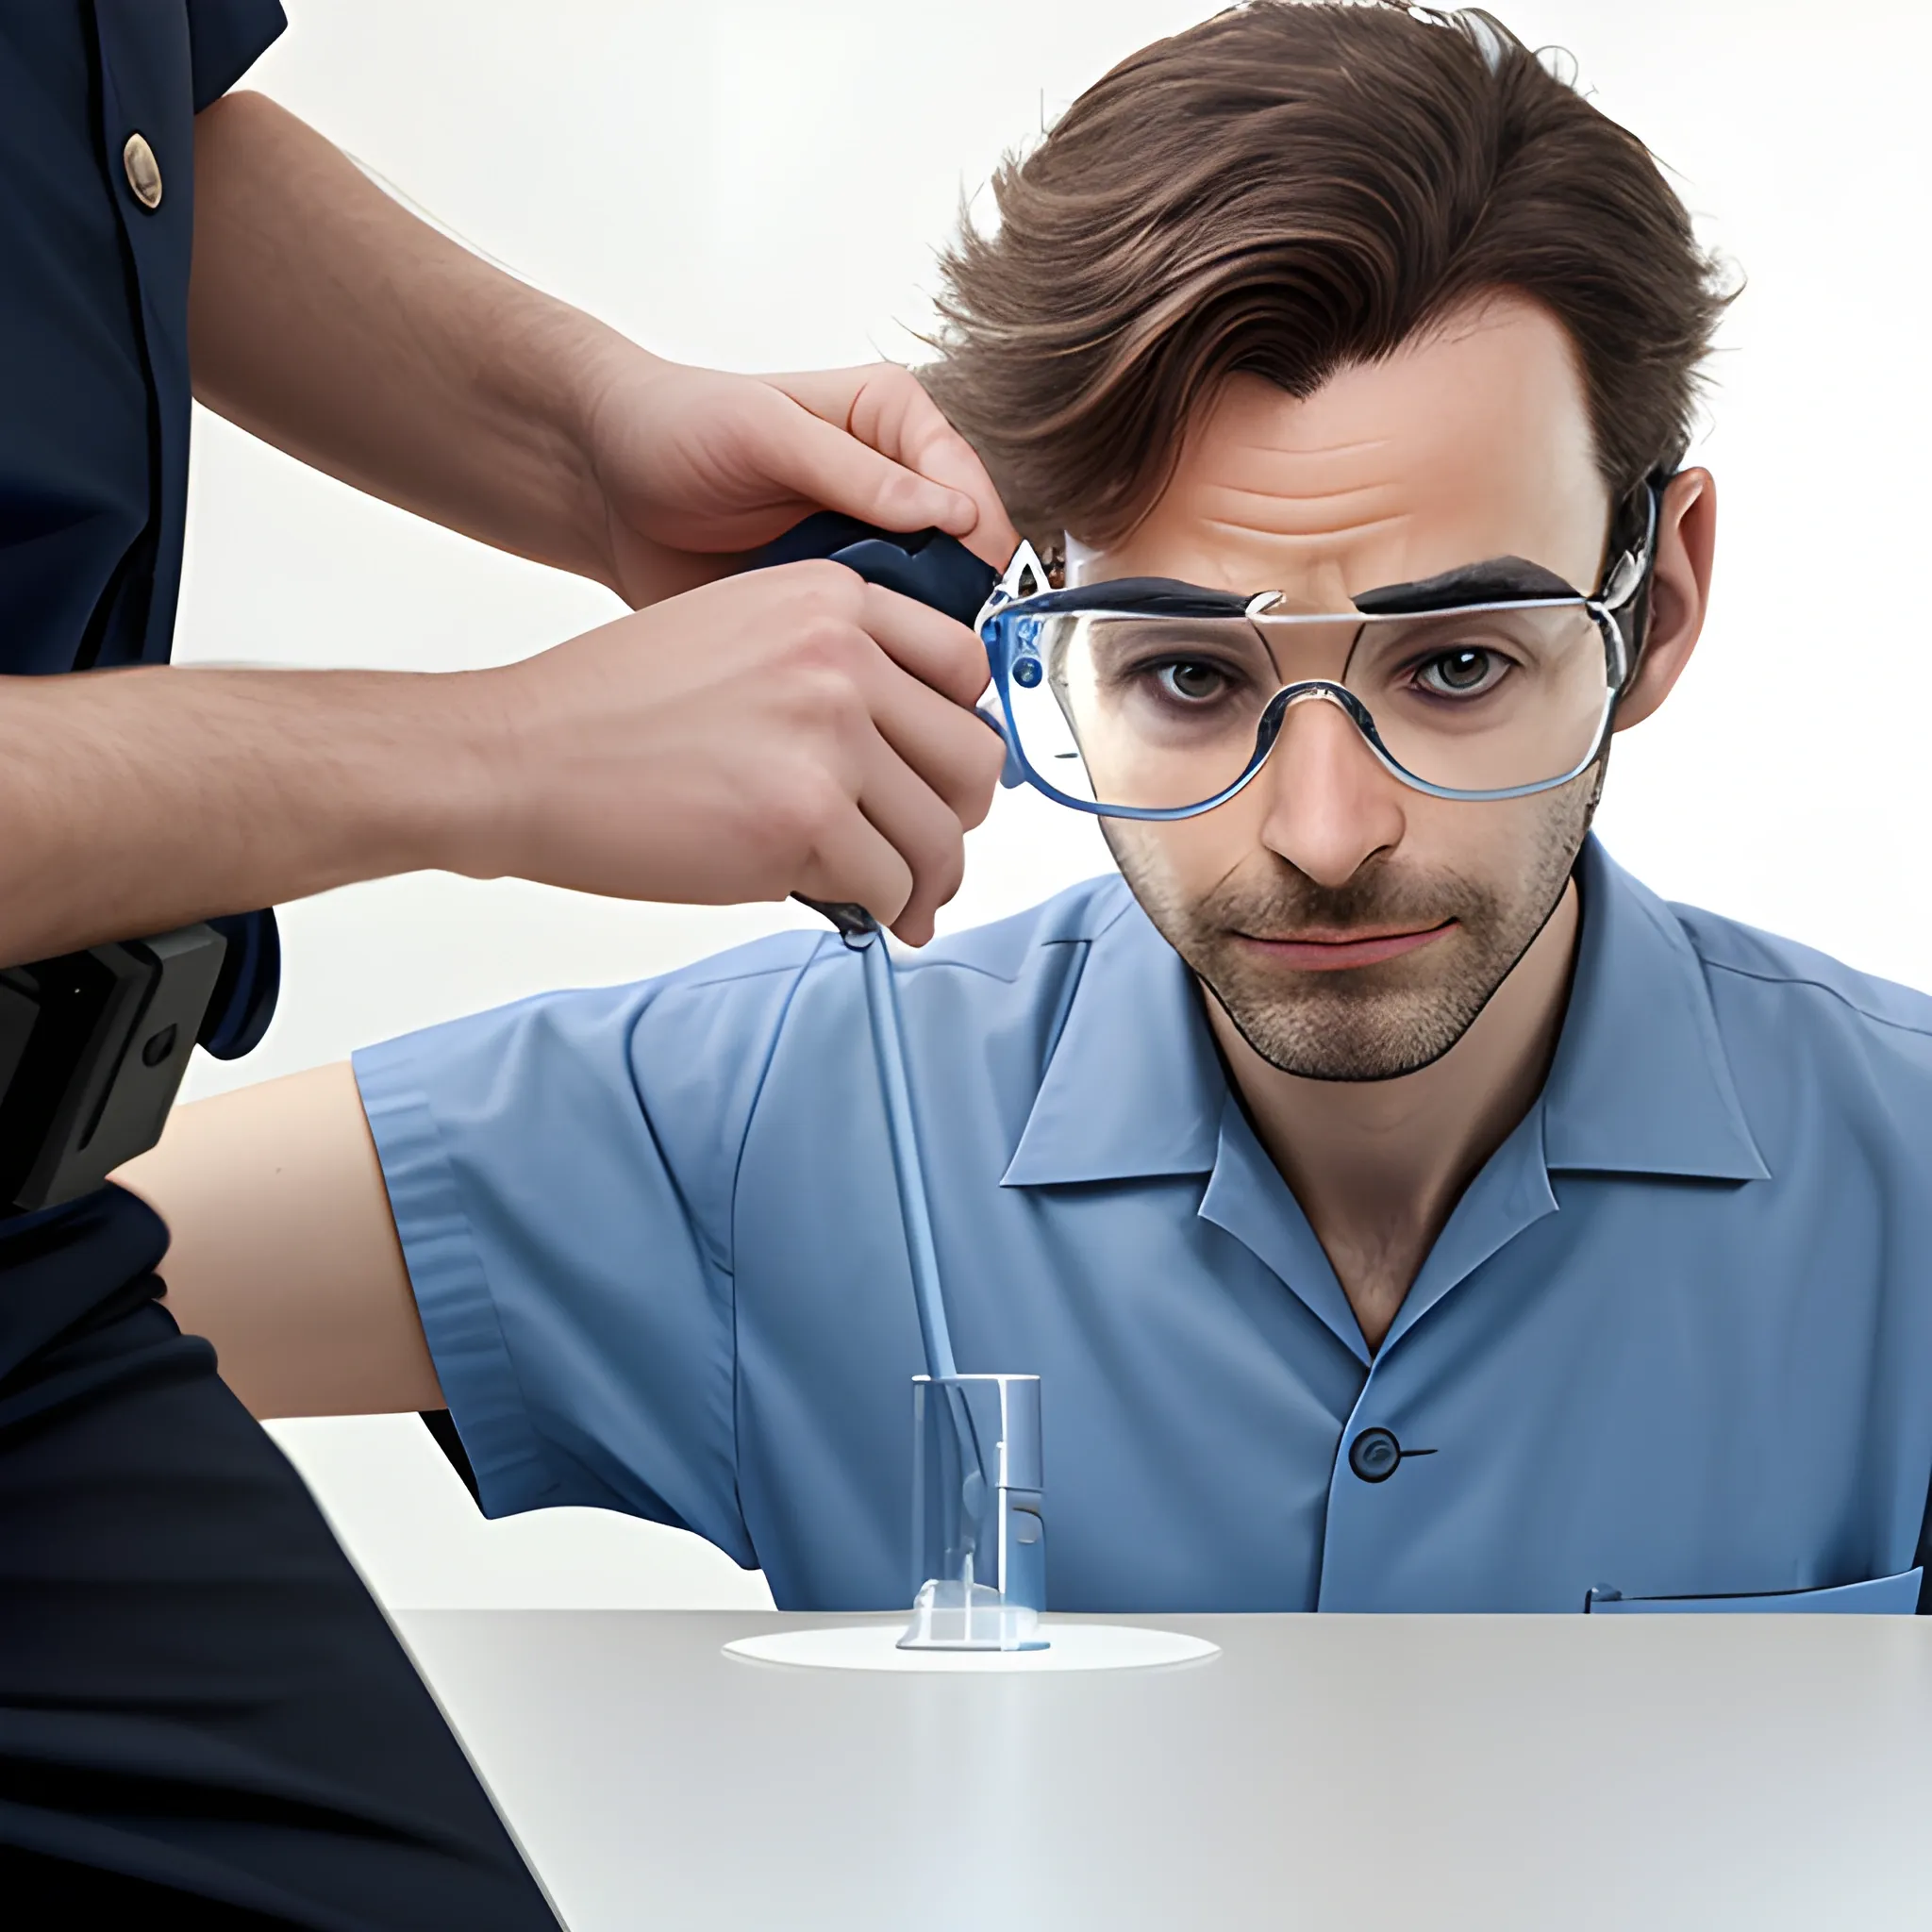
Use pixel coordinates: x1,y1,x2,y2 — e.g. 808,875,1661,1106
1079,295,1612,1081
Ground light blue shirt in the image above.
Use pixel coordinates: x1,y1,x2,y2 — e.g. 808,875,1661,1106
354,840,1932,1614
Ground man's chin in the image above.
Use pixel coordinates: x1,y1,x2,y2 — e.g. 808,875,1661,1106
1192,930,1505,1080
1204,976,1490,1082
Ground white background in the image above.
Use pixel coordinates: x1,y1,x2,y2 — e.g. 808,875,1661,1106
175,0,1932,1607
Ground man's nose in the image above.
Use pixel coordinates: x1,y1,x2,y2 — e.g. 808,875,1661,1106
1254,691,1407,888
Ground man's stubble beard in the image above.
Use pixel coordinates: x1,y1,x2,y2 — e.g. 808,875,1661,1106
1106,768,1602,1083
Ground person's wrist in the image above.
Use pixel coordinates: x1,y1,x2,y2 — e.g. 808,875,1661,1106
559,329,677,598
398,665,525,883
467,292,651,597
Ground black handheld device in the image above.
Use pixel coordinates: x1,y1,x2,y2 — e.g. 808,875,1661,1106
753,511,1000,626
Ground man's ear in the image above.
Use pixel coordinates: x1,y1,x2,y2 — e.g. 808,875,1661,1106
1611,467,1715,731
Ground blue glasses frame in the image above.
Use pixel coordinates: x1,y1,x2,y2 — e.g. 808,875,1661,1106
974,485,1661,820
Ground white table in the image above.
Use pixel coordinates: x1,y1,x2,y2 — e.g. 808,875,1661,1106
395,1608,1932,1931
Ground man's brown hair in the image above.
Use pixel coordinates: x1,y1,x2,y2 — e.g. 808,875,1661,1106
921,2,1729,553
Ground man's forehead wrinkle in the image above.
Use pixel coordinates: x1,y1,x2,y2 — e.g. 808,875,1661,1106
1186,473,1416,540
1208,427,1399,461
1190,441,1408,500
1196,511,1415,548
1194,475,1407,511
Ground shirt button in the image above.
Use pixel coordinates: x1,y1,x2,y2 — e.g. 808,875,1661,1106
1348,1427,1403,1483
123,133,163,211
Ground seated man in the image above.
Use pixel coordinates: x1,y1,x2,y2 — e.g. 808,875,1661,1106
125,1,1932,1614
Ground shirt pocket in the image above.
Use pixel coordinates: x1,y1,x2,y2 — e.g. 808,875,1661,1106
1584,1569,1922,1614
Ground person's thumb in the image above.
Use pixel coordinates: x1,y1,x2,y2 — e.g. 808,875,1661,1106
764,397,982,540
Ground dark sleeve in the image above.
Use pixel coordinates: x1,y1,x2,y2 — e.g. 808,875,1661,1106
185,0,287,111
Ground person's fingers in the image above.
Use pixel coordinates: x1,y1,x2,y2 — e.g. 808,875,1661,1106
847,725,970,944
761,570,998,851
731,573,959,929
791,759,917,932
749,384,982,541
864,661,1006,835
859,581,991,708
770,365,1020,567
491,560,990,932
767,572,999,830
840,367,1022,568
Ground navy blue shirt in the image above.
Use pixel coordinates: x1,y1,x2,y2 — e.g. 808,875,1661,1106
357,840,1932,1615
0,1,287,1048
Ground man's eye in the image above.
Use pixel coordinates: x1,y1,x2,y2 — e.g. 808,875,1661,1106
1417,648,1503,697
1154,660,1228,703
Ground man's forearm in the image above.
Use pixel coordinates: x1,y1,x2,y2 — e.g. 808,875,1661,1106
190,92,636,597
0,666,493,965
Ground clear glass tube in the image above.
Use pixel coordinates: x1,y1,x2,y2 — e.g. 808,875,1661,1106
900,1374,1046,1652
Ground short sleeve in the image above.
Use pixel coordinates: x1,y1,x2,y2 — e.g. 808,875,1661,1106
185,0,287,111
351,935,825,1569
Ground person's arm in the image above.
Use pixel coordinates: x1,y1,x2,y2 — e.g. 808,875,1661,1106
117,1062,433,1419
0,562,1001,963
131,958,785,1560
0,92,1019,968
188,91,1014,608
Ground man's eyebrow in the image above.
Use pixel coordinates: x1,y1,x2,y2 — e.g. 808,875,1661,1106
1349,555,1580,615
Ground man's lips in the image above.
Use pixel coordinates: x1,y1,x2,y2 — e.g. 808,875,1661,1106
1232,919,1457,972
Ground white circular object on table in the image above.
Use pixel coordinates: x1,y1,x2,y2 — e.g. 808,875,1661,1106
724,1622,1218,1674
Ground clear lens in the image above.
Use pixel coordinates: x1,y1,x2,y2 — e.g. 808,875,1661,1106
998,602,1612,809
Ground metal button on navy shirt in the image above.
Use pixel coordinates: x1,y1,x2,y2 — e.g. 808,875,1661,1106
123,130,163,208
1349,1428,1403,1484
0,1,280,671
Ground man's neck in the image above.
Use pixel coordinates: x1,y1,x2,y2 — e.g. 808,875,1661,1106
1204,879,1581,1355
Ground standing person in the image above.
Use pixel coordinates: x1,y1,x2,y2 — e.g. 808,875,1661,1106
0,3,1012,1921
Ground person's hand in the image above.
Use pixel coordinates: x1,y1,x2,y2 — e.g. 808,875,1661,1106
454,560,1005,944
576,354,1023,606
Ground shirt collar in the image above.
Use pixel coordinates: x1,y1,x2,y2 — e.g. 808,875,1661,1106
1000,837,1768,1191
1540,839,1768,1181
1000,882,1224,1187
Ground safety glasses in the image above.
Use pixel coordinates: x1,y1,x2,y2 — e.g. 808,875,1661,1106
975,485,1659,819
